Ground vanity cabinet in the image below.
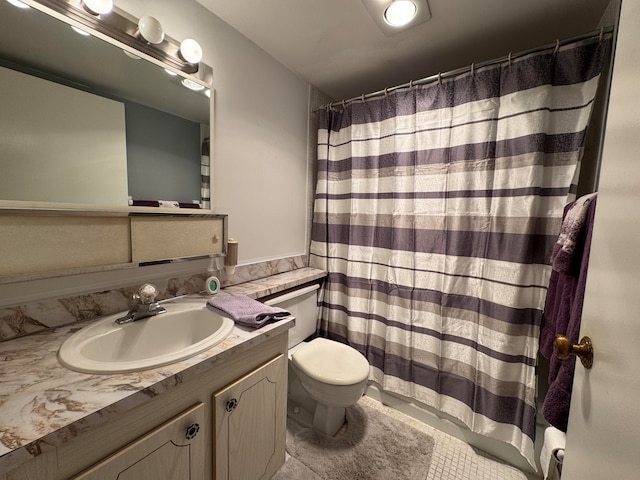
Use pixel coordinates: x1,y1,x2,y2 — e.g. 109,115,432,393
214,354,287,480
2,331,289,480
72,403,205,480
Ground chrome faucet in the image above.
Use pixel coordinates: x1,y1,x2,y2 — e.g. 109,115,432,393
115,283,167,325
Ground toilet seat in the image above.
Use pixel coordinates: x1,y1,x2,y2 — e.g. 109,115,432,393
291,338,369,386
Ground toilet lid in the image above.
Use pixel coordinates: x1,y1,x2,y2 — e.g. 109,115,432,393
291,338,370,386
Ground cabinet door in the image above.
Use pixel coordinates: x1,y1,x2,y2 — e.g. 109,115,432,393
72,403,205,480
214,354,286,480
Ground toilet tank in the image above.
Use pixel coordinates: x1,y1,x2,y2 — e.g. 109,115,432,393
263,283,320,349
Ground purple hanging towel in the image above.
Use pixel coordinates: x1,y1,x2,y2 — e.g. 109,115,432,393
539,193,597,431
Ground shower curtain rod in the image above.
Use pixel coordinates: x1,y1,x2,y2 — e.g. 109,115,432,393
319,26,614,111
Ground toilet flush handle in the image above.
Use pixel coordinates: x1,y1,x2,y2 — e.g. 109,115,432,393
553,335,593,369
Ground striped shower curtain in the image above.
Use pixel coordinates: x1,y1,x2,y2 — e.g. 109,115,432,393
309,38,609,468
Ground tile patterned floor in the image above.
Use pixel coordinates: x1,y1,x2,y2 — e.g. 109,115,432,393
278,395,542,480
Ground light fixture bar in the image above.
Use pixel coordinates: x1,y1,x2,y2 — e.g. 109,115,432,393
29,0,199,73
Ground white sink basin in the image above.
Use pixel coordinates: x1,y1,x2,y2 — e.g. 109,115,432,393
58,302,234,374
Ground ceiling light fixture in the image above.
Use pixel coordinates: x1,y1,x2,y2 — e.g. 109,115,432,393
81,0,113,16
361,0,429,36
384,0,417,27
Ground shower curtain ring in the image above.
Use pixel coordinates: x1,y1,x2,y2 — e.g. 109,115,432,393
384,87,389,97
507,52,512,66
470,63,475,76
361,93,366,103
553,39,560,54
342,99,346,109
409,79,414,89
437,72,442,85
599,27,604,41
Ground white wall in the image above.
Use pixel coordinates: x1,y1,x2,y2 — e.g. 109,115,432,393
118,0,311,265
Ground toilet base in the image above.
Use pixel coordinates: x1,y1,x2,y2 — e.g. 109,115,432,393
313,403,346,436
288,370,347,436
287,399,347,437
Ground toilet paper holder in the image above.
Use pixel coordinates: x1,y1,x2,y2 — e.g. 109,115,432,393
554,335,593,369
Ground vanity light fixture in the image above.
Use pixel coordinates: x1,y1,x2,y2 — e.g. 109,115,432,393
383,0,417,27
26,0,203,74
181,78,205,92
81,0,112,16
5,0,31,8
179,38,203,64
137,15,164,44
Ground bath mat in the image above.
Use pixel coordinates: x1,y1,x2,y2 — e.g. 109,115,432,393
277,400,435,480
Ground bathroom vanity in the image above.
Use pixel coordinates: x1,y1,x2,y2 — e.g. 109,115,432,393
0,268,326,480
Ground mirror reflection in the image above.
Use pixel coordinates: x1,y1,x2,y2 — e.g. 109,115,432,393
0,1,212,209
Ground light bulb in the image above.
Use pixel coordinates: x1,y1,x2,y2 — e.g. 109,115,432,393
180,38,203,64
138,15,164,44
81,0,113,15
384,0,417,27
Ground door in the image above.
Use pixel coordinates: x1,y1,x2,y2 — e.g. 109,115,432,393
561,1,640,478
72,403,205,480
213,354,287,480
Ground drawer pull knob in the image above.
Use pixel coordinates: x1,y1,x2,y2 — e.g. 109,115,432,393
185,423,200,439
225,398,239,412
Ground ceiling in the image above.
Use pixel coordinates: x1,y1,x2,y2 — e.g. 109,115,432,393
195,0,613,101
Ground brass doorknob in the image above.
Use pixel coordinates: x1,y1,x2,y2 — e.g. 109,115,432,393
553,335,593,369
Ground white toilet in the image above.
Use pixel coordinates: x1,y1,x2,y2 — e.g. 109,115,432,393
264,283,370,436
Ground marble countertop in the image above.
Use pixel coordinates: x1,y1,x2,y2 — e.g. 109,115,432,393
0,267,326,473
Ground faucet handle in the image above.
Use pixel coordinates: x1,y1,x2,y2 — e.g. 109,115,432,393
135,283,160,304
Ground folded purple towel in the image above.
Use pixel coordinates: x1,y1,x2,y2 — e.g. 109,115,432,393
550,193,597,274
207,295,291,329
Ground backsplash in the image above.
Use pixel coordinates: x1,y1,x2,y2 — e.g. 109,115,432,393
0,255,307,342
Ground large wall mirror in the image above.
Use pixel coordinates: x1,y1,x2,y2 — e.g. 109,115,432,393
0,0,213,212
